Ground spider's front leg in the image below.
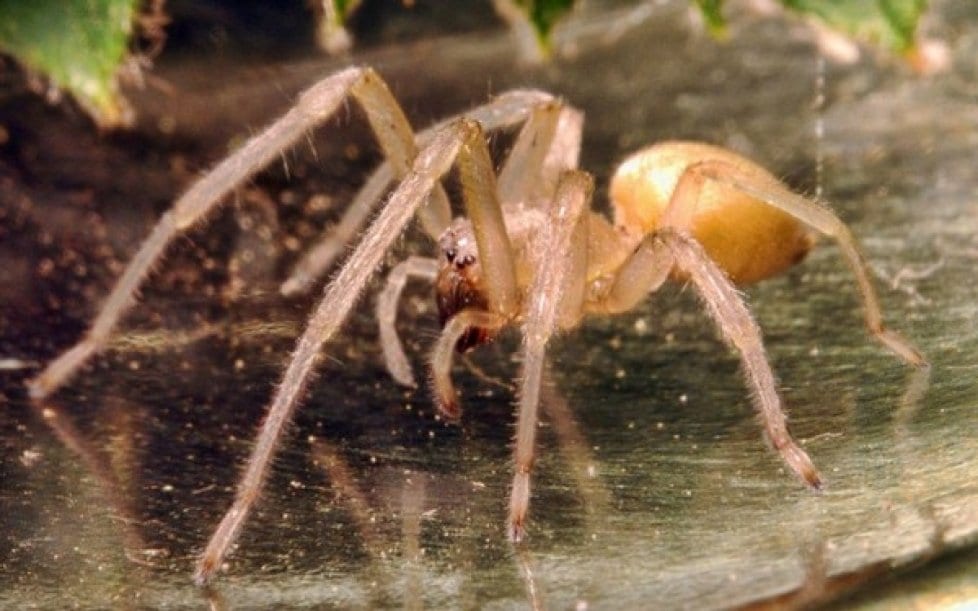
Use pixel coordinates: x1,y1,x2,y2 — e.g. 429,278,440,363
282,89,569,297
508,171,593,542
425,169,592,540
28,66,450,400
424,112,527,418
425,102,585,416
194,119,491,585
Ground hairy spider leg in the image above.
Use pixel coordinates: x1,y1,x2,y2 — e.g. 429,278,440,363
282,89,566,296
29,67,437,400
598,152,925,489
680,161,925,367
509,170,594,542
498,101,574,207
384,103,585,392
195,118,512,584
427,111,569,418
429,102,585,387
682,228,822,487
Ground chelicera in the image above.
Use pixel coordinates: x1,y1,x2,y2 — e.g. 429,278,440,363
27,66,925,584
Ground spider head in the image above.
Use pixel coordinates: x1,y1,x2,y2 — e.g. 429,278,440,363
435,218,495,352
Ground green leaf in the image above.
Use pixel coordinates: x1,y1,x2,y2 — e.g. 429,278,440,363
695,0,728,37
0,0,139,128
693,0,929,55
513,0,576,49
781,0,927,52
332,0,363,26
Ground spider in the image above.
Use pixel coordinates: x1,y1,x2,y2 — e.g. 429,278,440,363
26,66,925,584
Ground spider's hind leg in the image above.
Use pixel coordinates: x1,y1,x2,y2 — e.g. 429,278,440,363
671,161,925,368
658,229,823,489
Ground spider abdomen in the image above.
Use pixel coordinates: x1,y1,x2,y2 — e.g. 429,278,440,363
610,141,815,285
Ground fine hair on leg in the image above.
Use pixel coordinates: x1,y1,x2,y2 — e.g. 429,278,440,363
27,68,370,399
657,229,822,489
672,161,925,367
194,120,486,585
508,170,593,542
497,102,564,206
281,89,566,295
28,67,477,400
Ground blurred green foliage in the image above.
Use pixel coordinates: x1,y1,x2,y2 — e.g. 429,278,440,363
0,0,138,128
513,0,576,47
695,0,728,36
331,0,363,26
782,0,927,52
0,0,934,128
700,0,929,53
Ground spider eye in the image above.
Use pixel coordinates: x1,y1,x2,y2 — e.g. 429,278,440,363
445,248,456,263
